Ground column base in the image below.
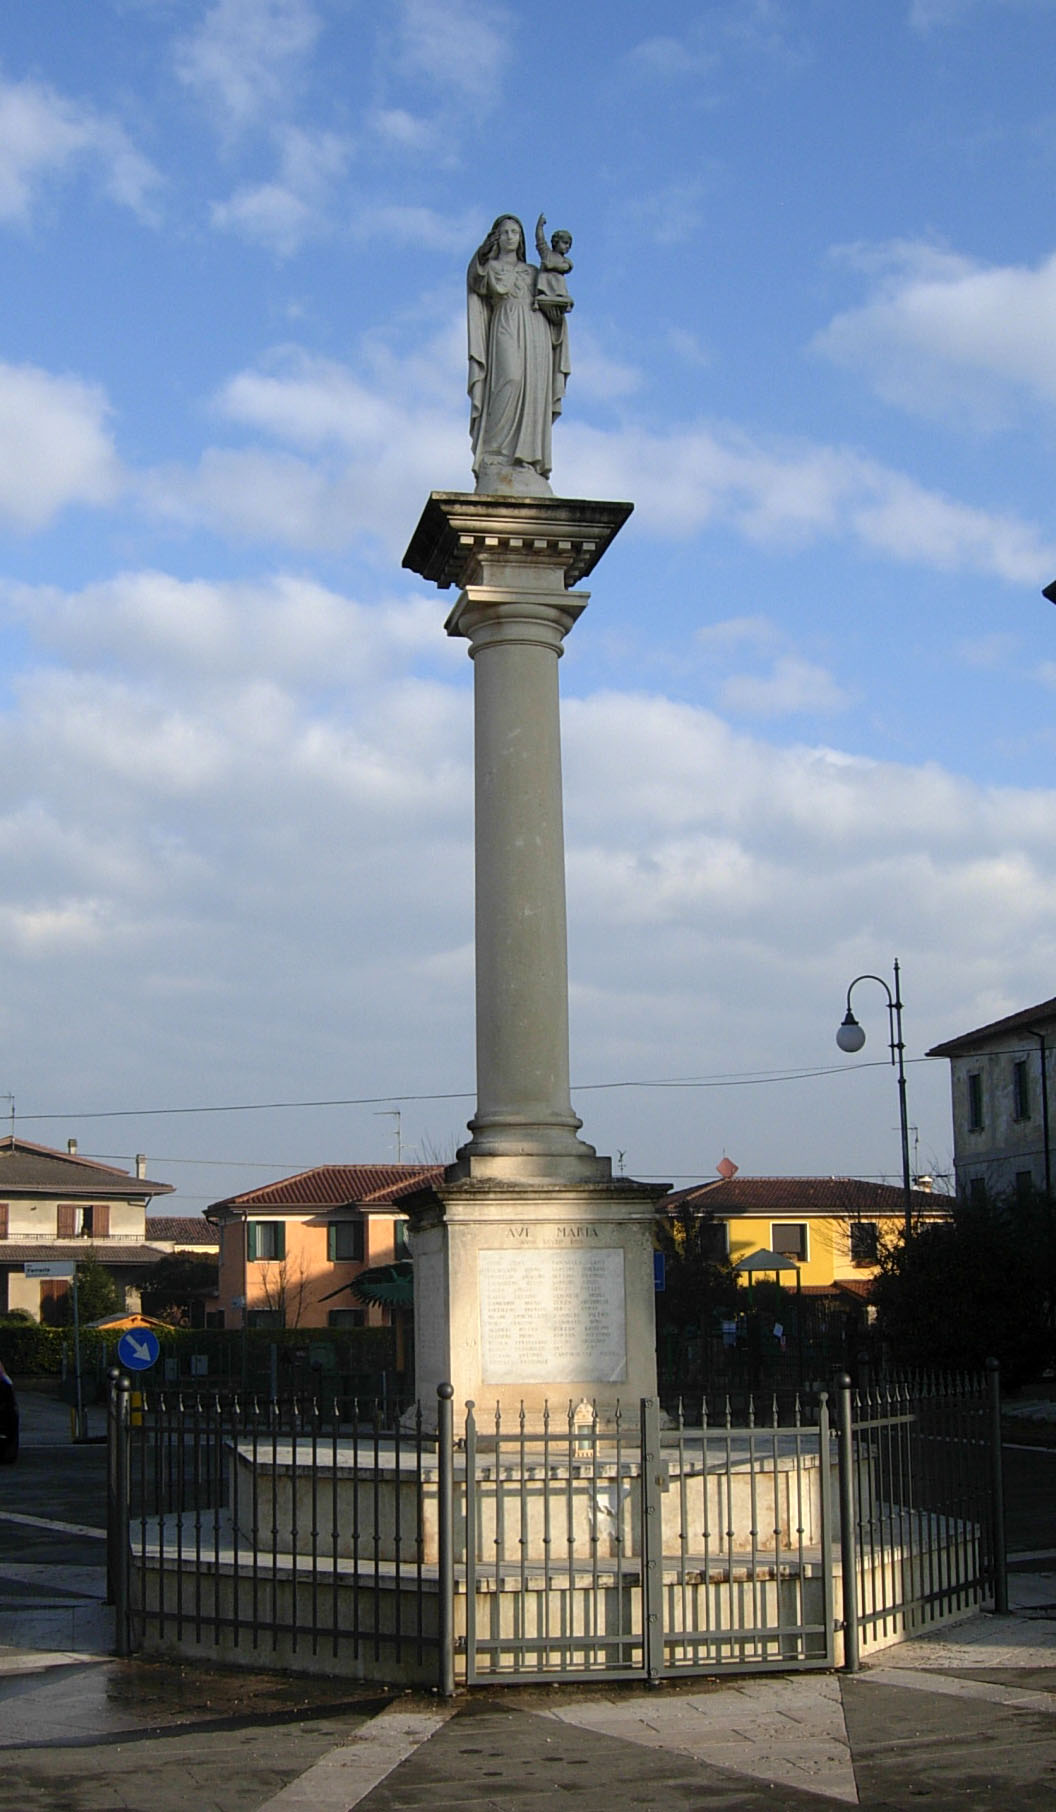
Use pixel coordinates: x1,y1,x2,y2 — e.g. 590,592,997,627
406,1174,669,1427
452,1112,612,1183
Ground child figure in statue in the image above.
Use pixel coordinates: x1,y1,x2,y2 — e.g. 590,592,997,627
534,214,574,322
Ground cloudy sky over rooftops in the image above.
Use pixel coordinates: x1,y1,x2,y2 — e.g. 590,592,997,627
1,0,1054,1210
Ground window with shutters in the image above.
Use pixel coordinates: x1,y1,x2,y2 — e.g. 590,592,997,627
247,1220,285,1262
327,1220,365,1263
0,1203,8,1240
1013,1060,1031,1122
56,1203,80,1237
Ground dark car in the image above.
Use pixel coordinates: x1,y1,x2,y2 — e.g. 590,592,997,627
0,1361,18,1463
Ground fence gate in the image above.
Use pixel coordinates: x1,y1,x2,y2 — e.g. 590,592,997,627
460,1393,835,1684
836,1367,1005,1671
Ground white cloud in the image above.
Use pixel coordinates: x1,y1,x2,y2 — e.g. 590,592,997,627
140,341,467,546
692,618,849,721
696,615,779,654
0,363,120,528
625,34,718,79
131,335,1056,582
568,334,641,404
350,203,482,253
366,108,436,154
907,0,1038,28
815,241,1056,422
719,656,851,718
957,632,1019,669
211,124,350,253
624,179,710,247
2,585,1053,1190
174,0,322,131
560,420,1056,585
0,72,161,223
3,570,458,688
391,0,513,109
667,326,712,368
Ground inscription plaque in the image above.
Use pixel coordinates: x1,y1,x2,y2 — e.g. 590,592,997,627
479,1248,626,1383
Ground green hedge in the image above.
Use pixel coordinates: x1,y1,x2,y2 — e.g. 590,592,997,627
0,1320,397,1384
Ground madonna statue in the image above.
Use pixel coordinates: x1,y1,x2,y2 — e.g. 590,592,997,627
466,213,572,495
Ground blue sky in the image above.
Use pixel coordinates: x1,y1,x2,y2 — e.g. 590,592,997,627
1,0,1054,1213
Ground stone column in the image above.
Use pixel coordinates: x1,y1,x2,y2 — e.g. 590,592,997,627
404,493,632,1181
402,492,667,1426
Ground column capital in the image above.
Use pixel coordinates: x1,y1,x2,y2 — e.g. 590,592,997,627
402,492,633,594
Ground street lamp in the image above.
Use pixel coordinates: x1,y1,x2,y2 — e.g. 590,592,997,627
836,958,913,1239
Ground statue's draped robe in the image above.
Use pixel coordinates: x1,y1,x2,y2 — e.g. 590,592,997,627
468,256,570,482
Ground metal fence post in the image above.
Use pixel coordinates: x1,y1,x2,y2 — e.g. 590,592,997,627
816,1387,837,1666
113,1371,132,1657
106,1368,119,1606
986,1358,1008,1615
640,1397,665,1681
436,1384,456,1697
835,1374,860,1674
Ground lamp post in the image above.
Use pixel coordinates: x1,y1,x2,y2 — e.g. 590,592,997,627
836,958,913,1239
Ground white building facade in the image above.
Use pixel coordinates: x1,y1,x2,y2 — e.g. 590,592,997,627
927,996,1055,1202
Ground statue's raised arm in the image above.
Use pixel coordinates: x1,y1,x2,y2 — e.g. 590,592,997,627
466,211,572,497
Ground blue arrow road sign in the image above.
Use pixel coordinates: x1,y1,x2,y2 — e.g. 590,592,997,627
117,1328,160,1371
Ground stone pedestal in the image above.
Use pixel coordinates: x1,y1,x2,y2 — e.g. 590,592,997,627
406,1175,663,1425
403,493,667,1425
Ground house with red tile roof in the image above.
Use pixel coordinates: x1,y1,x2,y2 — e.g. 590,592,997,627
665,1173,951,1297
205,1164,443,1330
0,1135,174,1321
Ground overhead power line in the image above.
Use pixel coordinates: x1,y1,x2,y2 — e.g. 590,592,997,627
11,1055,932,1126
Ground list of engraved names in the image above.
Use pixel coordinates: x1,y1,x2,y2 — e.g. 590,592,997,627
479,1248,627,1383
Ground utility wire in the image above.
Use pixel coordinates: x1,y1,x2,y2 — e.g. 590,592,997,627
12,1055,932,1126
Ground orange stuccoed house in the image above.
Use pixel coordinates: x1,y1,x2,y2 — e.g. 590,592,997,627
205,1164,442,1330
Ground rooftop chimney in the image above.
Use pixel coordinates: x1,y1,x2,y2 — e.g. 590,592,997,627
135,1153,147,1179
67,1138,78,1157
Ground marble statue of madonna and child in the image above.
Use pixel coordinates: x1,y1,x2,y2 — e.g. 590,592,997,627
467,212,574,496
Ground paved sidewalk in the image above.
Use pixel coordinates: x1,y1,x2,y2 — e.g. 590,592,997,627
2,1573,1055,1811
3,1388,1054,1809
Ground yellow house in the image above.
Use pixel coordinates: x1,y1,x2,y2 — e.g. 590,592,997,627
206,1163,443,1330
663,1175,951,1295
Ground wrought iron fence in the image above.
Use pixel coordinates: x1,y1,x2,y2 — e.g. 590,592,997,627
835,1362,1006,1671
107,1365,1006,1689
109,1378,438,1678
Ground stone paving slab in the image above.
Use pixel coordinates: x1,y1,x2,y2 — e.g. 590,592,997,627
2,1587,1056,1811
355,1698,838,1811
841,1672,1056,1810
549,1675,857,1804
